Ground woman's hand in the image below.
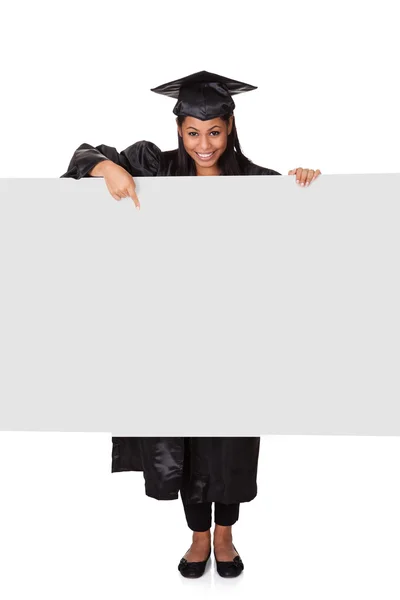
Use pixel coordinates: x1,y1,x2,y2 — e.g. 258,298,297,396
288,168,321,186
101,161,140,209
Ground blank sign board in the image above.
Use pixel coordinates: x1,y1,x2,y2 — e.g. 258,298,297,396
0,175,399,434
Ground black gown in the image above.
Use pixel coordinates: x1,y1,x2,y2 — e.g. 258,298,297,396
61,140,281,504
61,139,281,179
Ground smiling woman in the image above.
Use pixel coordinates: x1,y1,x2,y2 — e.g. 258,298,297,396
178,116,232,175
61,71,282,185
61,69,321,579
175,112,266,176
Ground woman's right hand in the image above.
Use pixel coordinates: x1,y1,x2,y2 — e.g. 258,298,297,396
100,161,140,209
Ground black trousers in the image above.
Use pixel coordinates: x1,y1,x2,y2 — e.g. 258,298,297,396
181,496,240,532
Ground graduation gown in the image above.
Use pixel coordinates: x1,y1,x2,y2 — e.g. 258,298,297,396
112,437,261,504
62,140,279,504
61,139,281,179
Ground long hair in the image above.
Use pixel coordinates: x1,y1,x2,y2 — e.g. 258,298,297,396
175,113,254,176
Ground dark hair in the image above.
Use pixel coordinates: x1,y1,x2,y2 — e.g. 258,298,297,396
174,113,254,176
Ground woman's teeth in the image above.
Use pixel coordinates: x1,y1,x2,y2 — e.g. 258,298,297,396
196,152,214,160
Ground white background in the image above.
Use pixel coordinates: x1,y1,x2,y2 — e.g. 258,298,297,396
1,433,399,598
1,0,400,598
1,0,399,177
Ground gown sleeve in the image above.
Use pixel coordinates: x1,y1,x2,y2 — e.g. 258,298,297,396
243,162,281,176
60,140,162,179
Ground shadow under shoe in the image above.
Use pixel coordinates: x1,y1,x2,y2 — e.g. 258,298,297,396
178,547,212,578
214,544,244,578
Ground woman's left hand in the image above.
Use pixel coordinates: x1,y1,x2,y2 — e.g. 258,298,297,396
288,167,321,186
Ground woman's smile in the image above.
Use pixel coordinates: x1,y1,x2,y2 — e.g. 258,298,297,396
195,151,216,161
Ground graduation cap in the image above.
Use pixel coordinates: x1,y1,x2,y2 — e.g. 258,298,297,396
150,70,257,121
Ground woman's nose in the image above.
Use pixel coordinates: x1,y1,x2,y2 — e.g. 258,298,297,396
197,136,213,151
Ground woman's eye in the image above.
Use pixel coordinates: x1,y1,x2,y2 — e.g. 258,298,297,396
187,131,220,136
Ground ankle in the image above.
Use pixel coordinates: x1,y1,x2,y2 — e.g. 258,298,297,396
214,531,233,545
192,530,211,543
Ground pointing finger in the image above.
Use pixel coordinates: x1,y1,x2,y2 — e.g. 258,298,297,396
128,184,140,210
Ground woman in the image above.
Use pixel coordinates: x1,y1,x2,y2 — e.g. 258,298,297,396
62,70,321,578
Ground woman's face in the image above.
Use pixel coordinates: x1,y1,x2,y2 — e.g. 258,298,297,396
177,116,233,172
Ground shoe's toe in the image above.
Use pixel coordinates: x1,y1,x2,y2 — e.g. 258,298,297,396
216,556,244,578
179,566,203,578
178,556,209,578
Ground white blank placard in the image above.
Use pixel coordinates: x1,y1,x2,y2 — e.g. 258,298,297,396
0,174,399,434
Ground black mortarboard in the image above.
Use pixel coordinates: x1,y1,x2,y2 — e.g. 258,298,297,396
150,70,257,121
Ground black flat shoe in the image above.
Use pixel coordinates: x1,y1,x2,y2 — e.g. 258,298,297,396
214,544,244,578
178,547,211,578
